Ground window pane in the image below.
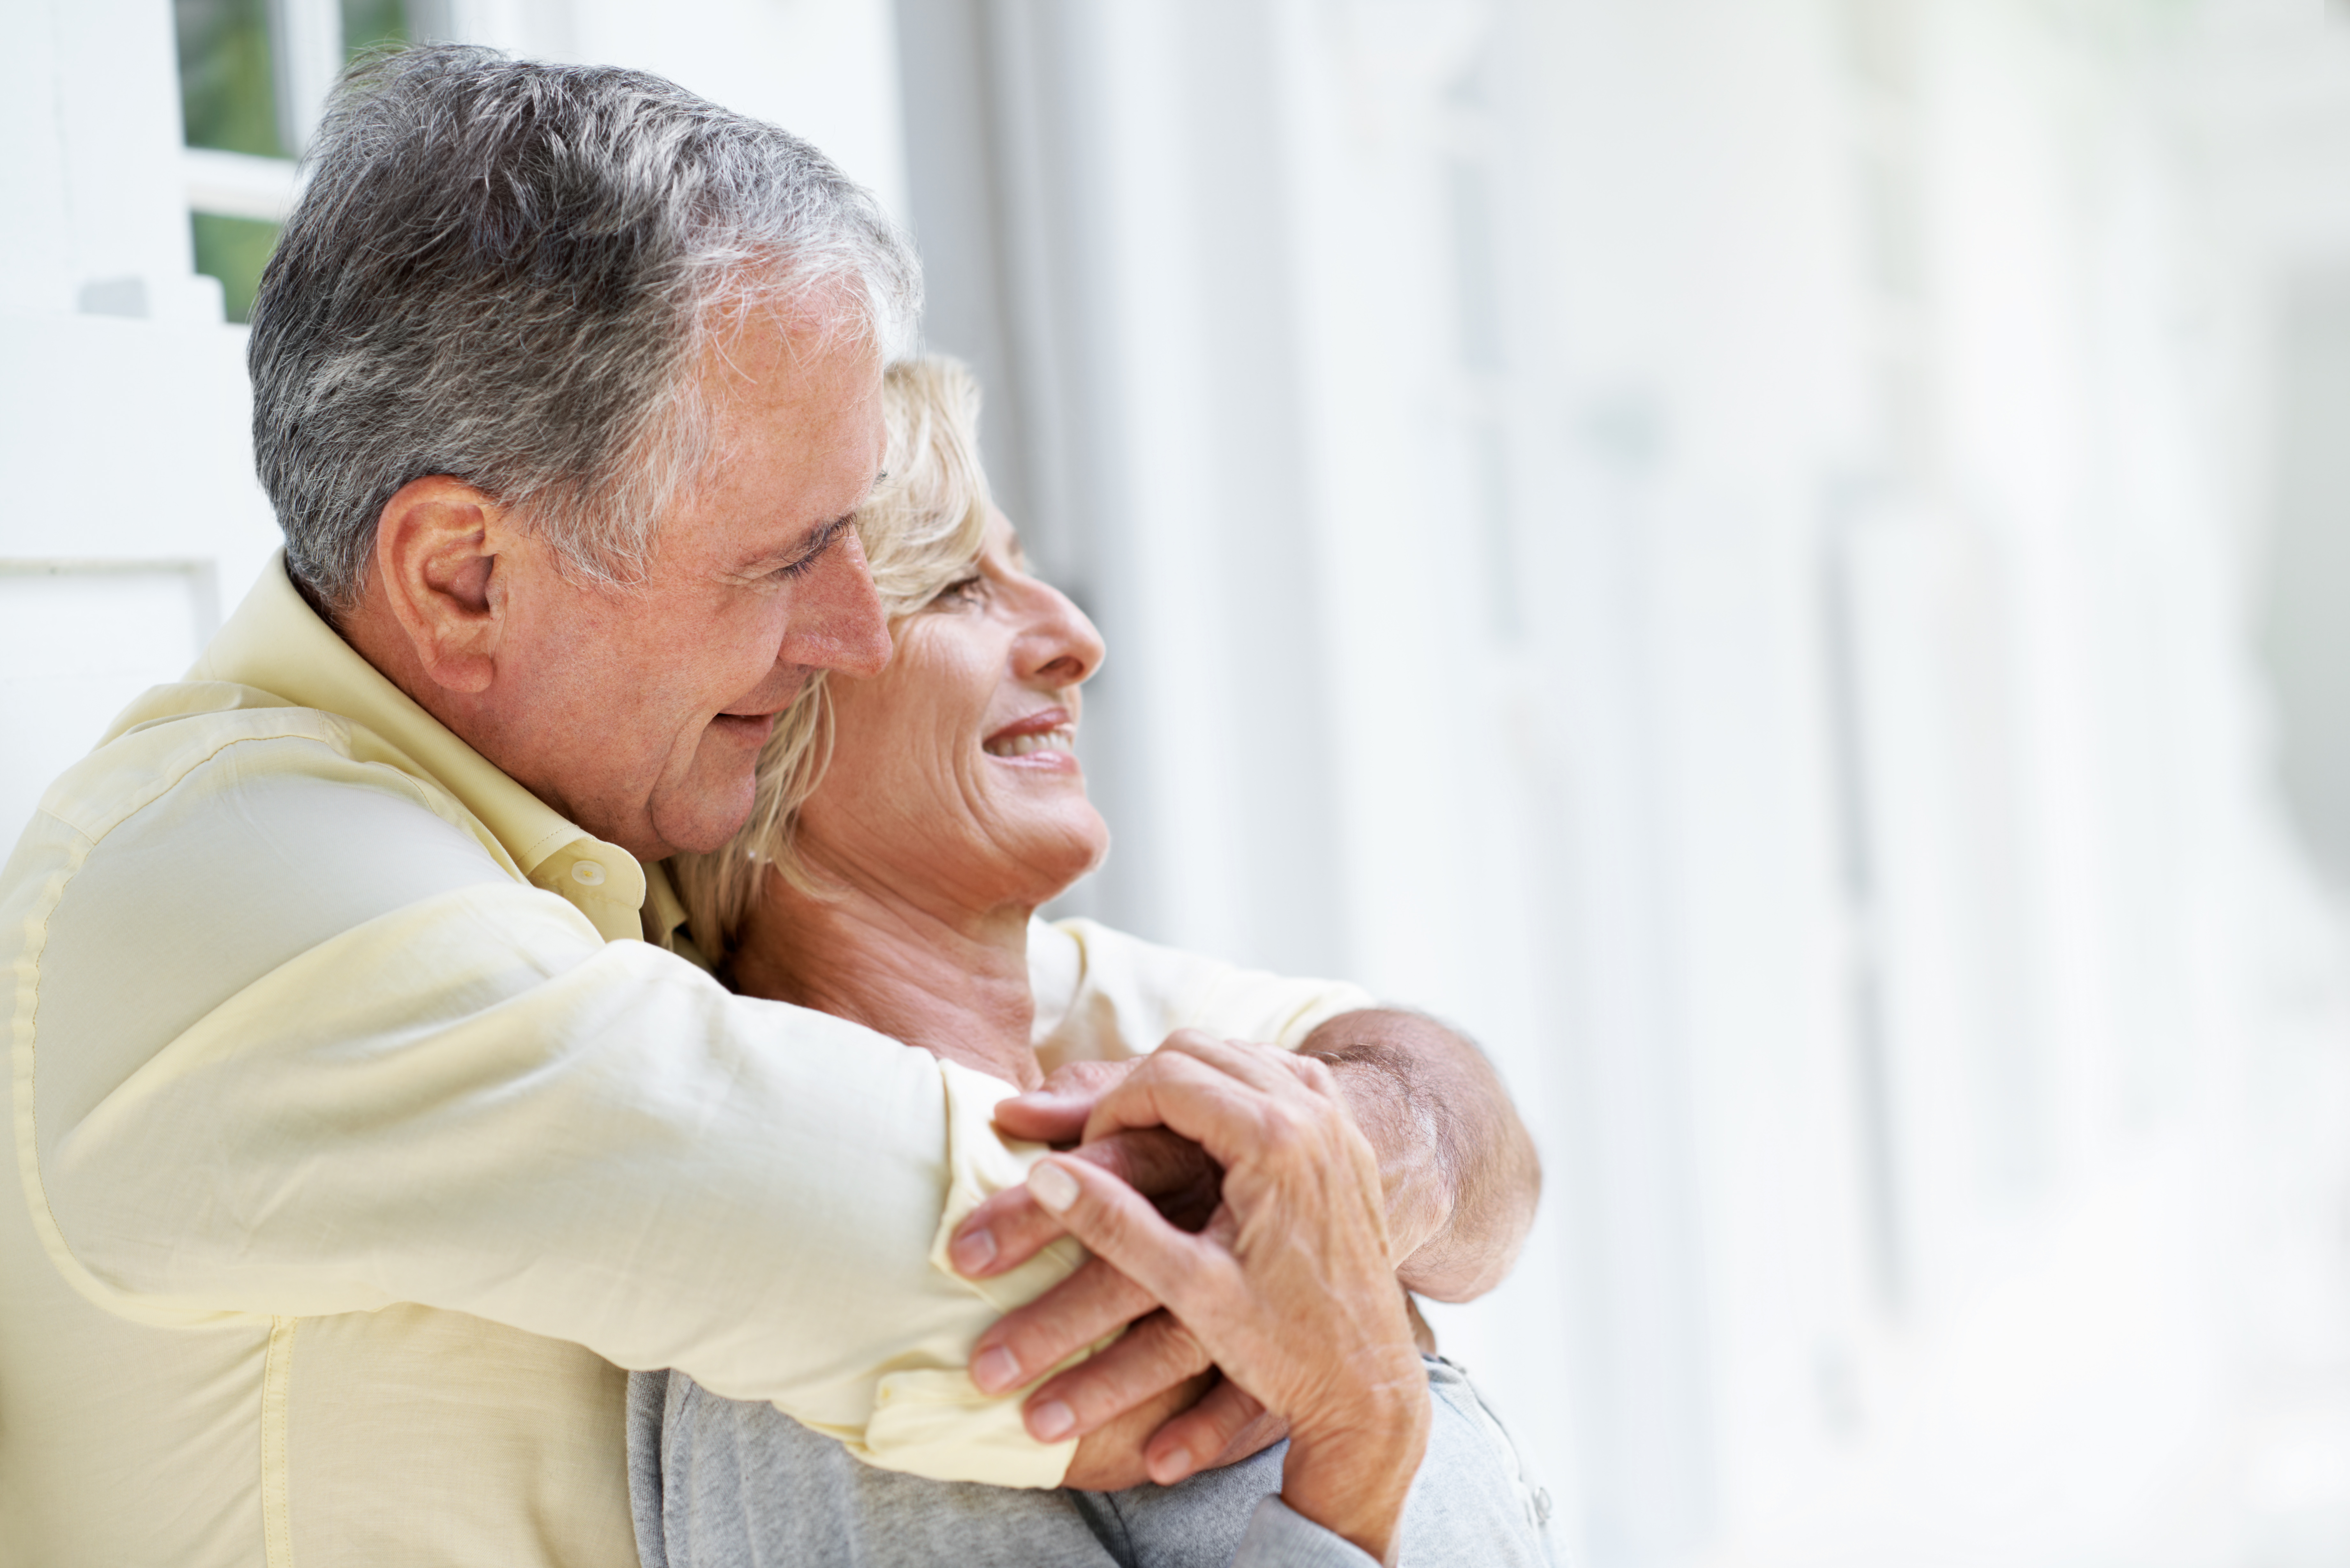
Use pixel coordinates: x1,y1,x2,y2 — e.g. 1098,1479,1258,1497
176,0,284,159
0,568,213,848
342,0,409,58
192,212,282,323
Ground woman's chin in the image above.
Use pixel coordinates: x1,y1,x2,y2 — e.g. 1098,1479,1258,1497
1000,811,1110,905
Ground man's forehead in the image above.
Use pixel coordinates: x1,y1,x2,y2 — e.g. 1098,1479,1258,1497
694,317,880,454
665,353,884,573
699,290,881,386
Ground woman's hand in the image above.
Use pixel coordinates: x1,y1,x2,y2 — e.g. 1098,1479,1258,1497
949,1058,1290,1488
1060,1365,1289,1492
1019,1033,1431,1565
954,1009,1538,1474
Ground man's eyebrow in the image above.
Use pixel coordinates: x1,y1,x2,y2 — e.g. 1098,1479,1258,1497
737,469,882,575
740,512,855,576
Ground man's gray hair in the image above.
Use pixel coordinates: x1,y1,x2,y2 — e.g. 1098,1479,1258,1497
250,45,921,611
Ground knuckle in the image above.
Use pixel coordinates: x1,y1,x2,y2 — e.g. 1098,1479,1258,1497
1204,1397,1255,1440
1098,1264,1158,1317
1141,1129,1211,1186
1062,1365,1129,1423
1142,1312,1207,1371
1066,1059,1126,1092
1257,1101,1308,1150
1071,1254,1123,1298
1080,1196,1133,1256
1294,1055,1339,1095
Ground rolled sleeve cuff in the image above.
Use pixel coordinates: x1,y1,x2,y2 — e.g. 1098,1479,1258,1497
844,1058,1089,1489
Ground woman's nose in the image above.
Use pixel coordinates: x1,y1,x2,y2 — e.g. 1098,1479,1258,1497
1015,581,1105,689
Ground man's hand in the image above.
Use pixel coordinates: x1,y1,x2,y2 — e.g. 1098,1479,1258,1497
1297,1008,1542,1302
1061,1356,1288,1491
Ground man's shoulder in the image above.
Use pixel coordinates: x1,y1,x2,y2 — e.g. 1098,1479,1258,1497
20,677,504,876
0,681,544,1119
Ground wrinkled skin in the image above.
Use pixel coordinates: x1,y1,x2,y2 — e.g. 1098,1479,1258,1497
1025,1034,1432,1565
795,512,1110,923
342,307,894,862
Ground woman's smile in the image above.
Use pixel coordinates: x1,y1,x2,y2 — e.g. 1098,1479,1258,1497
982,707,1079,767
792,507,1108,913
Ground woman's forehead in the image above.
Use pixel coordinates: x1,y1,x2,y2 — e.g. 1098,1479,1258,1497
984,506,1027,568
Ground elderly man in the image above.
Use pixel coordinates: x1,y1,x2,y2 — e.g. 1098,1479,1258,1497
0,47,1537,1568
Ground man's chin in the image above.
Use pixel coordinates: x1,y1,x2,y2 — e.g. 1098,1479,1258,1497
647,774,760,859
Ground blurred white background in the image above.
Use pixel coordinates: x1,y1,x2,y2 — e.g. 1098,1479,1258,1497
7,0,2350,1563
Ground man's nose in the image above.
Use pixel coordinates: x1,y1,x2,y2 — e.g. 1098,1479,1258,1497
782,529,891,677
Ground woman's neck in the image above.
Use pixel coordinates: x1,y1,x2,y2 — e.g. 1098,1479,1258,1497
731,866,1042,1091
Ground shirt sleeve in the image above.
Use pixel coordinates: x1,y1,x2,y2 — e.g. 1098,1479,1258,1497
1027,916,1378,1072
16,727,1080,1489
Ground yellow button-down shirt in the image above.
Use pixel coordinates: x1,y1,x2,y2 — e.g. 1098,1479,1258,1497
0,559,1370,1568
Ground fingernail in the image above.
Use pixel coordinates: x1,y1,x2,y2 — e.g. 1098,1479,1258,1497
1029,1399,1075,1441
973,1346,1020,1393
1154,1446,1190,1482
1027,1161,1079,1213
950,1226,997,1275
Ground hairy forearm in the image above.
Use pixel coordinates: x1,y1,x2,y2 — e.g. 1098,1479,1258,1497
1300,1008,1541,1302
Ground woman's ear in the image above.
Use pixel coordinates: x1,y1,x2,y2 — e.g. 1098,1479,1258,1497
373,475,511,695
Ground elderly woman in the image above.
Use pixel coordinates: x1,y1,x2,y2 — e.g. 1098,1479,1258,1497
633,359,1554,1568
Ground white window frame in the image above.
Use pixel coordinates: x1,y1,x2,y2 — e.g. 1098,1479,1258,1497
181,0,446,226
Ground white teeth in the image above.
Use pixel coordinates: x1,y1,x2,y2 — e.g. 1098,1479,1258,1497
984,727,1076,758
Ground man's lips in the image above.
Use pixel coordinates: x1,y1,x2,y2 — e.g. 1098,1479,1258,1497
709,708,783,743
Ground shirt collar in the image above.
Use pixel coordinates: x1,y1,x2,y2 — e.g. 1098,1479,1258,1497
190,553,653,944
641,858,698,956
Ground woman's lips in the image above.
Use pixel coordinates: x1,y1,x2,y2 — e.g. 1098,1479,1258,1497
983,726,1075,759
982,706,1077,761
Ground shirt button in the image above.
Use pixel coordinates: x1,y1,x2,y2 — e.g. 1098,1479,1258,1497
571,861,607,887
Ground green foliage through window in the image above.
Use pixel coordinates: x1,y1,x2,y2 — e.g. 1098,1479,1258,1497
177,1,408,322
176,0,283,159
342,0,410,60
193,213,283,324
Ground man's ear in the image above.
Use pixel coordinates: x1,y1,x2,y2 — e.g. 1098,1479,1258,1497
374,475,511,695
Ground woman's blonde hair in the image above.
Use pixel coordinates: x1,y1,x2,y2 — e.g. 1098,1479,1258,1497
671,355,995,961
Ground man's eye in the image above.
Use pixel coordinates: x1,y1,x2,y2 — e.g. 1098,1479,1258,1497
775,520,851,580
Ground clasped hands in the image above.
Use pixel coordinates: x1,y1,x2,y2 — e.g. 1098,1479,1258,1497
949,1032,1431,1564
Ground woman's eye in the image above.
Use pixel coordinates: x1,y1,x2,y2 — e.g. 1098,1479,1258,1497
929,576,984,609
